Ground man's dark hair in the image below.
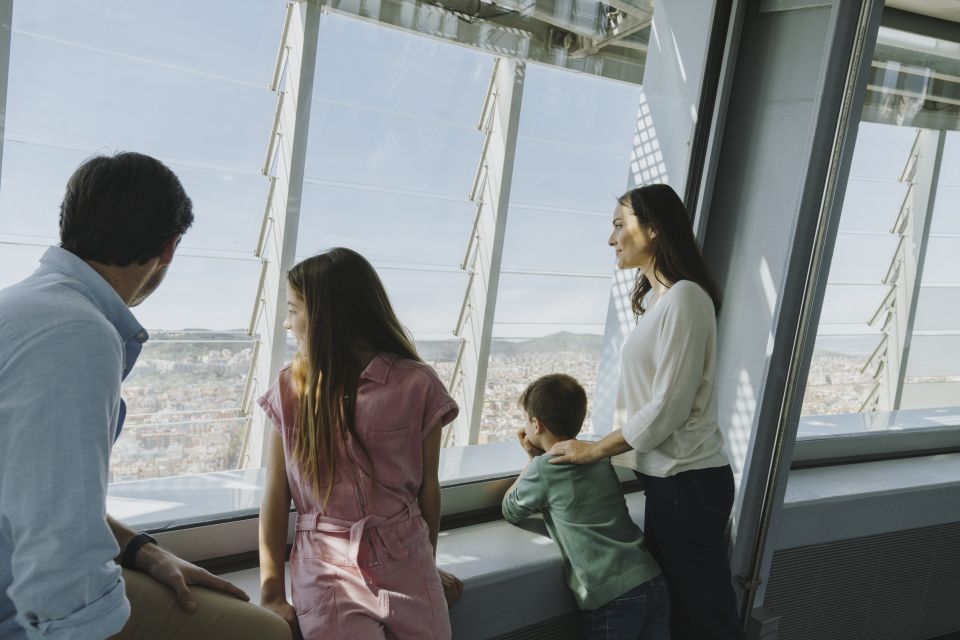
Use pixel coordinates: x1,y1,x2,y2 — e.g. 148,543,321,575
59,152,194,266
518,374,588,440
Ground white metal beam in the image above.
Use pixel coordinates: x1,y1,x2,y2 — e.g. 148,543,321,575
0,0,12,181
239,0,321,468
892,129,946,408
447,57,525,446
863,129,946,412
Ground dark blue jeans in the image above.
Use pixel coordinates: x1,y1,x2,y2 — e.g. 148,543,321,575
637,465,745,640
582,574,671,640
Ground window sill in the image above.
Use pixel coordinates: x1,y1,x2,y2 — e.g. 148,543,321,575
793,406,960,466
109,441,530,531
107,440,634,562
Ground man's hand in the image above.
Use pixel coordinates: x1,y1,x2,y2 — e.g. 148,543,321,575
439,569,463,608
135,543,249,611
516,428,544,459
546,439,598,465
260,595,302,639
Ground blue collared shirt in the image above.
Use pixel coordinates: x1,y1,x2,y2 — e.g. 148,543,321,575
0,247,148,639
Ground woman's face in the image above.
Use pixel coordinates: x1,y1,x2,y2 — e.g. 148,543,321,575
284,282,308,350
608,202,656,270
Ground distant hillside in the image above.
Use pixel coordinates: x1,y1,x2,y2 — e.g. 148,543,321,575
417,331,602,362
812,335,879,358
140,330,602,363
141,330,253,360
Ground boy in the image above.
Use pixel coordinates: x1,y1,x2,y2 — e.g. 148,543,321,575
501,374,669,640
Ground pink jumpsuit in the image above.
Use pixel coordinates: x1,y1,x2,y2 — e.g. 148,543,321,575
258,353,458,640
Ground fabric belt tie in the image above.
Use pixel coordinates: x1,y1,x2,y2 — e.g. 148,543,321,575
295,502,421,566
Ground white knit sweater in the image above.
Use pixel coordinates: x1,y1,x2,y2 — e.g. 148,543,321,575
613,279,730,477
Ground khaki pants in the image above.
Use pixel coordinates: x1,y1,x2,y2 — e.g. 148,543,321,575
114,569,292,640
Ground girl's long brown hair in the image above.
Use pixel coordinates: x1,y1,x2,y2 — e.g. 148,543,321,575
287,248,421,506
619,184,722,317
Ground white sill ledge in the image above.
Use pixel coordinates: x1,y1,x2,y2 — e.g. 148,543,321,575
107,439,628,533
793,406,960,464
108,441,531,531
797,406,960,437
108,408,960,534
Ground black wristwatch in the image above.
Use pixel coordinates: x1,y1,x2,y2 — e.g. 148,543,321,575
120,532,158,570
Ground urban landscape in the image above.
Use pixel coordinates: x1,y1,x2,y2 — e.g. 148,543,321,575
111,331,899,482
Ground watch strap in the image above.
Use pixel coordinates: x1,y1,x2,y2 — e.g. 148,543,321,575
120,532,157,570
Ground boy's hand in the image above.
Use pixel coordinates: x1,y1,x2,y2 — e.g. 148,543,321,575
516,428,543,458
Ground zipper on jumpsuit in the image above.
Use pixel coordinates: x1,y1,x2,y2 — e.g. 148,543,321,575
350,463,380,567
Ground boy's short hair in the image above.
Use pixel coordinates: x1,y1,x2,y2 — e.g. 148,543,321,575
518,374,587,440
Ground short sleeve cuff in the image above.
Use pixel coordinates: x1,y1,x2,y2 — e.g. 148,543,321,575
256,392,282,434
22,577,129,640
423,398,459,439
257,371,290,434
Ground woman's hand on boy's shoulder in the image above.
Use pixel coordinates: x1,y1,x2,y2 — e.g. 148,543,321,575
547,439,598,465
516,428,544,458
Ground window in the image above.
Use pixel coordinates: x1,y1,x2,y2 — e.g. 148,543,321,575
799,25,960,438
1,0,721,530
484,65,643,444
1,0,286,480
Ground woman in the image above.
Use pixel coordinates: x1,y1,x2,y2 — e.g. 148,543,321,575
257,248,463,639
547,184,744,640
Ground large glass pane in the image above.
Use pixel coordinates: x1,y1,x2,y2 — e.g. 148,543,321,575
800,122,912,418
1,1,286,481
819,284,890,325
297,183,476,268
913,287,960,331
112,330,254,482
295,12,492,399
905,335,960,378
474,64,642,444
801,30,960,425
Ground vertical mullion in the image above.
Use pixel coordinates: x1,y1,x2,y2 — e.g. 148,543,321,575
0,0,14,181
243,1,321,468
893,129,947,408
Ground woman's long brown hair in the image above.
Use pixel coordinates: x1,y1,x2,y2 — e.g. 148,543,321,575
287,248,421,506
620,184,722,317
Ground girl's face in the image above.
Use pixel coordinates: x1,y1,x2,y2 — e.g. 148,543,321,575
608,202,656,270
284,282,308,350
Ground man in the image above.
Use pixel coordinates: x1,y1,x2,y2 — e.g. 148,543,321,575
0,152,291,639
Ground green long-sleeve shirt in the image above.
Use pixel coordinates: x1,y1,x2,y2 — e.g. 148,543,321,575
501,455,661,610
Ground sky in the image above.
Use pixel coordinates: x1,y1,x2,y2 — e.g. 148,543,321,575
0,1,640,339
0,0,957,358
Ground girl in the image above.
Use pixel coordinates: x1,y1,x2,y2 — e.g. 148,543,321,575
257,248,461,639
548,184,744,640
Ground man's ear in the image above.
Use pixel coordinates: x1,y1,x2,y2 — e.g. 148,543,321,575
533,417,548,435
158,233,181,267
